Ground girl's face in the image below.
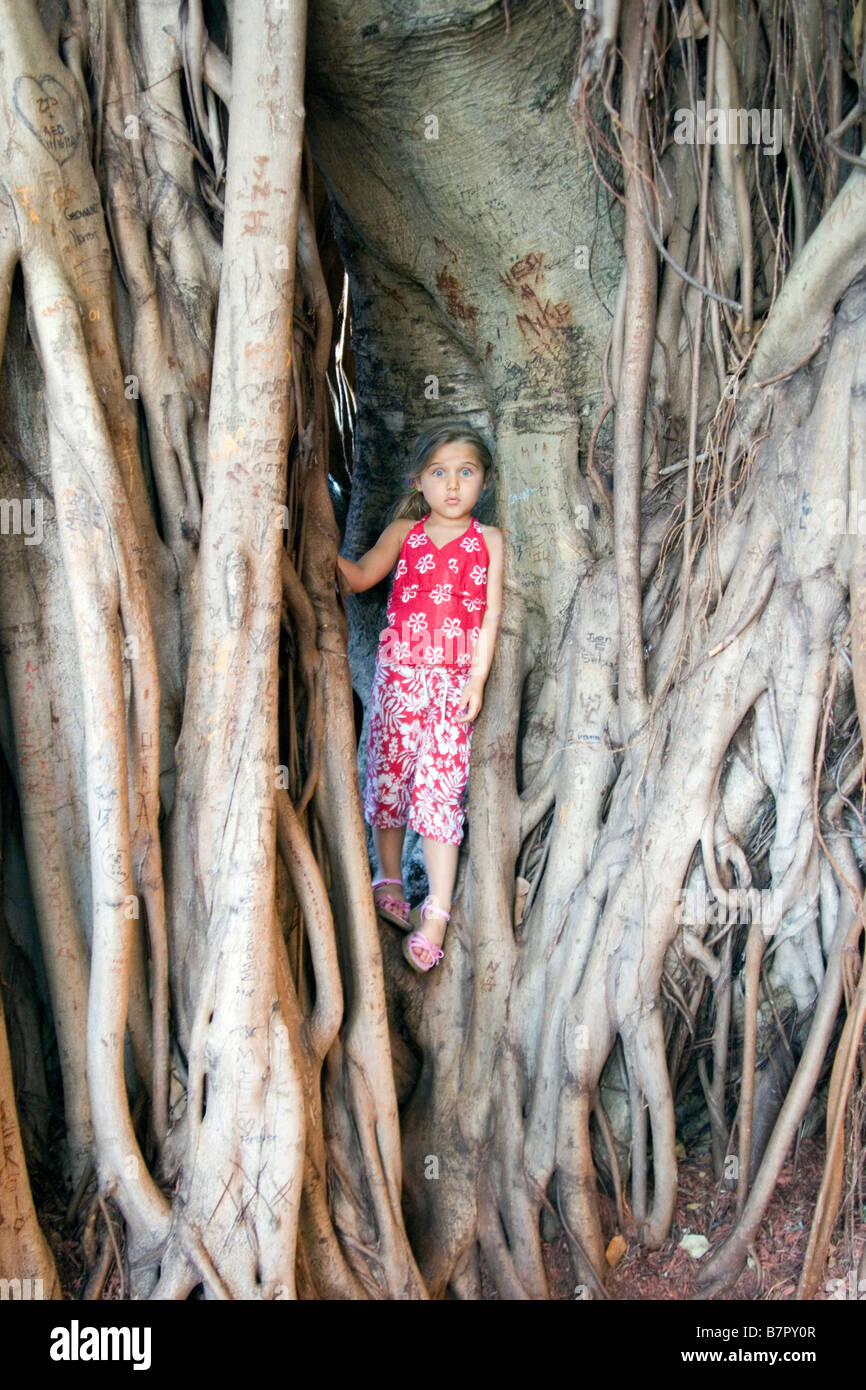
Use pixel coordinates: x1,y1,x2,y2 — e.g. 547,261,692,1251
415,441,486,521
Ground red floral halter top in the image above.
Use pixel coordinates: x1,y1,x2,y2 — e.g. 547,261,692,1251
378,514,489,668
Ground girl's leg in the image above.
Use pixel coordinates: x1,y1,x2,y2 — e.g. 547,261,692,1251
405,667,470,967
364,663,414,913
373,825,407,888
419,836,459,949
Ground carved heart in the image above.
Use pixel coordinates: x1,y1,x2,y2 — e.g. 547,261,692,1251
13,74,80,166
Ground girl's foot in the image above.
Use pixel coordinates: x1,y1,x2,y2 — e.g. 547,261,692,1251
372,877,410,930
404,897,450,972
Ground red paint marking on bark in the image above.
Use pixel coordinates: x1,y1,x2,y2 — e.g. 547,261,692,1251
435,268,479,329
500,251,573,358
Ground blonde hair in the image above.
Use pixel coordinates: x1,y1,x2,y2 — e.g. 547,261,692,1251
389,422,493,522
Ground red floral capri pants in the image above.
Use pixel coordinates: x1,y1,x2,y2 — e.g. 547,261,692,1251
363,661,473,846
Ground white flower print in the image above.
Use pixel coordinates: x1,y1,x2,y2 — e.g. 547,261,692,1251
387,608,396,624
416,552,435,573
393,640,411,661
430,583,453,604
448,556,459,572
470,564,487,586
407,530,429,549
460,532,482,553
435,723,460,758
422,645,444,664
407,611,429,634
463,595,484,612
400,584,419,601
403,683,428,714
395,558,407,578
441,616,463,637
456,651,472,666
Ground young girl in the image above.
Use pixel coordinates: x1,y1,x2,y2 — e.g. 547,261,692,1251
337,423,503,972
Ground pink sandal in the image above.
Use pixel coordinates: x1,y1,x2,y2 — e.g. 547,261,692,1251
372,877,410,930
403,897,449,973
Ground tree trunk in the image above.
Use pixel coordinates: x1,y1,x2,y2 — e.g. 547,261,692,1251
0,0,862,1301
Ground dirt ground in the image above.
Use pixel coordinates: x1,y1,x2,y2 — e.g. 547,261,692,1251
531,1138,865,1302
35,1130,863,1300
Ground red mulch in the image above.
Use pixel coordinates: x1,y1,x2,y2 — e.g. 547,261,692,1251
535,1138,864,1301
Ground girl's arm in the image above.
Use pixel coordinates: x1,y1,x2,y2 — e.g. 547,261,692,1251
337,519,412,593
457,526,504,722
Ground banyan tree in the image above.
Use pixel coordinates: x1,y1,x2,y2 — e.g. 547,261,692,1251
0,0,864,1300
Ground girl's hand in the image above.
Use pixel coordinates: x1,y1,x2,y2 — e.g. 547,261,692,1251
456,676,484,723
